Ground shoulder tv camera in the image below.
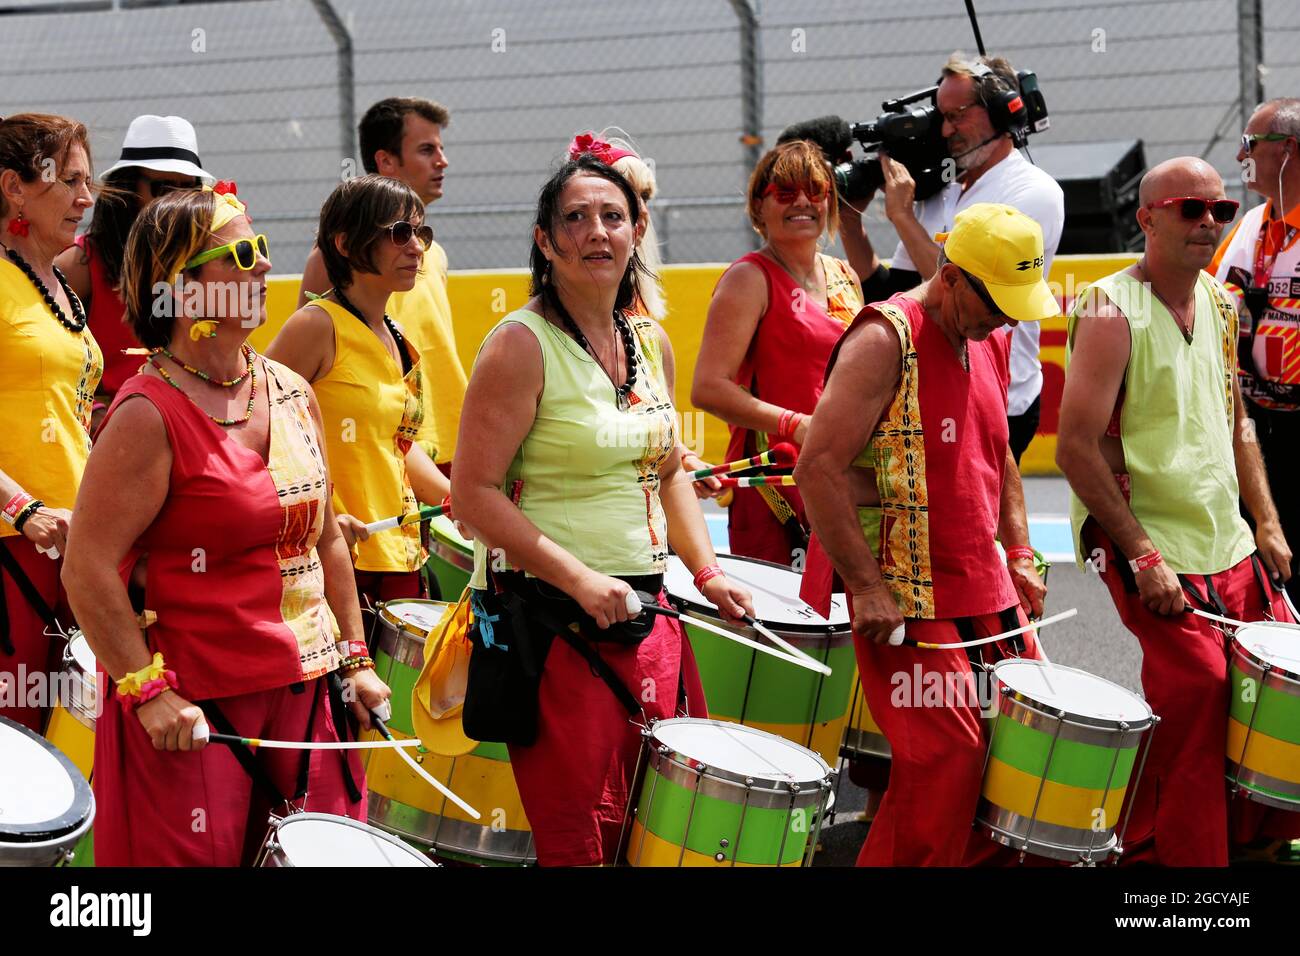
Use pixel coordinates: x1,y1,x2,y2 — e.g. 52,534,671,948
778,69,1049,204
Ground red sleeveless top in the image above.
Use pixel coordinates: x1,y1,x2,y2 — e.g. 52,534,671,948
103,360,341,701
75,235,142,396
722,251,861,518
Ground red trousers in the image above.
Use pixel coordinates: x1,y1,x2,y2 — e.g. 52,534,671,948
856,606,1040,866
1085,522,1300,866
354,569,425,618
0,536,69,732
507,595,707,867
93,675,367,866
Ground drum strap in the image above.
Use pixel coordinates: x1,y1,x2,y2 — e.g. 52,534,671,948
0,541,60,656
1249,552,1275,617
533,603,642,718
1178,573,1230,618
199,700,291,810
325,671,363,803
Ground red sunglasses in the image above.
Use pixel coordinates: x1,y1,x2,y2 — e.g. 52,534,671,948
762,181,829,204
1145,196,1240,224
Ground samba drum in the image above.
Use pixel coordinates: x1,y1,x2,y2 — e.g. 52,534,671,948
665,554,853,764
366,737,535,865
257,812,438,867
842,672,892,761
364,598,535,864
623,718,833,867
45,632,99,781
0,716,95,866
1227,622,1300,808
977,659,1156,863
425,515,473,601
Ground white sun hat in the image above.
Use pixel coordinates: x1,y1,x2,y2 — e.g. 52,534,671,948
102,115,214,182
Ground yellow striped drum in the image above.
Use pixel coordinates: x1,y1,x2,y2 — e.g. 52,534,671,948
622,718,833,867
977,659,1156,863
1227,623,1300,808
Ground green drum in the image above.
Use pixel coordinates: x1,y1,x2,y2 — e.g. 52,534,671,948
623,718,833,867
978,659,1156,863
425,515,473,601
1227,623,1300,809
664,554,854,765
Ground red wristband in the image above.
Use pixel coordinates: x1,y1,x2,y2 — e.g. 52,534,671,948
340,640,368,658
693,564,725,591
1004,546,1035,564
1129,550,1162,573
2,491,34,526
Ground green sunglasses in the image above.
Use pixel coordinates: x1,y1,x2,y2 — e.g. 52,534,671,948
1242,132,1292,154
185,233,270,271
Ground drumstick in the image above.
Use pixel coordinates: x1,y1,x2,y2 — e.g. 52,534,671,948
1280,587,1300,624
741,614,829,672
628,593,831,676
371,715,481,821
364,498,451,534
196,730,423,751
1188,607,1249,630
716,475,796,488
687,443,797,481
901,608,1077,649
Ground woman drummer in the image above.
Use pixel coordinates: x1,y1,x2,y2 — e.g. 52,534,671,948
693,140,864,564
266,174,451,610
0,113,102,731
62,187,390,866
453,154,752,866
568,129,723,500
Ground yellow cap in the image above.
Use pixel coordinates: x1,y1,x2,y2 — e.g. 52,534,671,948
934,203,1060,323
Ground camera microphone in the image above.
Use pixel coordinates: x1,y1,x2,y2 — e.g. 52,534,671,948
777,115,854,164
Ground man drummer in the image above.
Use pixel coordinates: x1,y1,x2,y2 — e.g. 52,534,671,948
1056,156,1299,866
797,203,1052,866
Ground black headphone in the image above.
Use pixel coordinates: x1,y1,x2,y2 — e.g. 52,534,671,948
966,62,1027,136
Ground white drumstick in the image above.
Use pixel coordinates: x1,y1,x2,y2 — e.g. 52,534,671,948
392,741,482,820
678,610,832,676
36,543,60,560
625,590,643,616
1281,587,1300,624
1189,607,1249,630
745,615,832,672
889,624,906,646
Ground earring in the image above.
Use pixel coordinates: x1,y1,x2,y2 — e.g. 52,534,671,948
6,209,29,238
542,261,552,286
189,319,220,341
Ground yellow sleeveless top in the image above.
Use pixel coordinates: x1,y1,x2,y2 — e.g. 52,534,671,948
389,241,467,463
0,258,102,537
310,298,424,572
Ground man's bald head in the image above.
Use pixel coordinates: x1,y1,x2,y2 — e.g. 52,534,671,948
1138,157,1225,208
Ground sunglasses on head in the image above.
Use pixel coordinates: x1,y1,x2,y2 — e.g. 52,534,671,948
960,268,1003,314
184,233,270,271
1241,132,1291,154
1145,196,1239,224
385,220,434,249
142,176,200,199
762,181,829,205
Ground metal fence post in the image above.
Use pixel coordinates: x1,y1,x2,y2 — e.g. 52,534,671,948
309,0,356,171
729,0,762,250
1237,0,1263,133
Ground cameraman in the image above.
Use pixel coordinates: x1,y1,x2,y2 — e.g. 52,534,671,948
839,54,1064,462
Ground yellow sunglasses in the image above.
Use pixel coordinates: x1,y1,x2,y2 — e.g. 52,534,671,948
184,233,270,271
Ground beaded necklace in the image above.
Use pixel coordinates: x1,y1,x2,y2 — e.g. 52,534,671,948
544,287,638,409
155,343,254,387
4,247,87,333
147,350,258,427
332,288,412,375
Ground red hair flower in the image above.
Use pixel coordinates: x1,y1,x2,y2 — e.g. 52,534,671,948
213,180,238,196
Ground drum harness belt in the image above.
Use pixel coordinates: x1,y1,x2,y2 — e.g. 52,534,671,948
954,607,1026,675
0,543,60,656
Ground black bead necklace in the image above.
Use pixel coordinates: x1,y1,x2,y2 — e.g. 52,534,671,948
333,288,411,374
5,246,87,333
549,290,638,409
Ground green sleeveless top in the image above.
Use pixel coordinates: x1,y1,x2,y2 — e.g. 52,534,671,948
1067,271,1254,574
470,308,677,586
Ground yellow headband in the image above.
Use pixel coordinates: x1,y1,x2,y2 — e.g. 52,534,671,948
209,188,246,234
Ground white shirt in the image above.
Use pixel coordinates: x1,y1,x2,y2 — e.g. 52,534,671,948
891,148,1065,416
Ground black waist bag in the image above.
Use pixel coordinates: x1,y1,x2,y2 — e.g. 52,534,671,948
461,572,660,745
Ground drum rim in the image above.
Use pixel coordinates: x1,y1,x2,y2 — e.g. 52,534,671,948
0,715,94,842
377,598,454,641
1231,625,1300,685
664,554,850,635
270,810,437,866
648,717,833,790
992,658,1154,730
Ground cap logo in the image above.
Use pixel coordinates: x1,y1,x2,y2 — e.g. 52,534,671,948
1016,257,1044,271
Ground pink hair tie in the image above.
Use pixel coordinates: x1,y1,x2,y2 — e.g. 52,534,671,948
568,131,638,166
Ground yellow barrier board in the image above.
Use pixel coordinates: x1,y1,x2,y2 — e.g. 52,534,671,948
252,255,1139,477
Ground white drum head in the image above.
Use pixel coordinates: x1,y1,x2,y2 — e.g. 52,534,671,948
994,660,1151,723
664,555,848,629
383,600,452,635
67,634,96,674
0,719,77,827
652,718,829,785
1235,623,1300,677
275,814,433,866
